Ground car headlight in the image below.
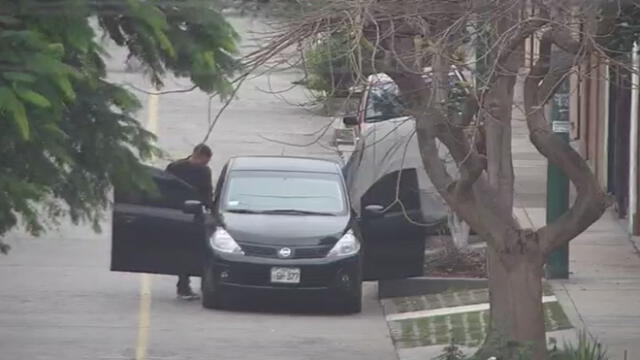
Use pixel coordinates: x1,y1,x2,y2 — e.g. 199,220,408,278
327,230,360,257
209,229,244,255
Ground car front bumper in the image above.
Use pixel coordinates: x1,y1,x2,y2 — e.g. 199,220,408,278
209,252,361,299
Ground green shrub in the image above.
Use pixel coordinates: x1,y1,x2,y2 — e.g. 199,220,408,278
303,33,357,96
436,339,466,360
549,331,608,360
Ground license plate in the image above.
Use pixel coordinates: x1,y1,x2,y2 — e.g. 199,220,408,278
270,267,301,284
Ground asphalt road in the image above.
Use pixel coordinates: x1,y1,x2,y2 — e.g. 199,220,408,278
0,16,397,360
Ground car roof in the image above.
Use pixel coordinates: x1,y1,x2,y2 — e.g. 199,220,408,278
227,156,342,174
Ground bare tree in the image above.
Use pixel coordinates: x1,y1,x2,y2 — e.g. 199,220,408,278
245,0,639,359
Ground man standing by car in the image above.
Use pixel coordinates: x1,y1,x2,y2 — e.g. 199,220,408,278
166,144,214,300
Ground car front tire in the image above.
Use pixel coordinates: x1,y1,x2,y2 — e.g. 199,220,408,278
338,278,362,314
341,293,362,314
201,265,224,309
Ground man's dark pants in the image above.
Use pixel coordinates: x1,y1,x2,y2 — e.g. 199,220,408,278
177,275,191,295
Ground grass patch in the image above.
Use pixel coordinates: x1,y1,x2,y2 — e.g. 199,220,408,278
390,302,572,349
391,283,556,313
543,282,555,296
392,289,490,313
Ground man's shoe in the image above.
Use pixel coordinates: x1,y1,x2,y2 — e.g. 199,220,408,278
177,290,200,301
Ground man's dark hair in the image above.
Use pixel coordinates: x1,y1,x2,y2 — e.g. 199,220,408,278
192,143,212,158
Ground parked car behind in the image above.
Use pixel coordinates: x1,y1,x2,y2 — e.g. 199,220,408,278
342,68,467,138
341,69,463,279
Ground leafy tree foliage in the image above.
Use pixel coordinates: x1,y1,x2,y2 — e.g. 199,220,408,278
0,0,238,251
302,33,362,96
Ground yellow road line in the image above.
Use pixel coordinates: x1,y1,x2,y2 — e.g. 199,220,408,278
135,91,159,360
135,274,152,360
146,93,159,135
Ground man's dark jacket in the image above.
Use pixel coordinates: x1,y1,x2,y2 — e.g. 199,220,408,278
166,158,213,209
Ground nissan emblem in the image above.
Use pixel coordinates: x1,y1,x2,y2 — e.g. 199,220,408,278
278,247,292,258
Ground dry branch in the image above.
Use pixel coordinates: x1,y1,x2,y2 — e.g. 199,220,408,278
523,31,609,257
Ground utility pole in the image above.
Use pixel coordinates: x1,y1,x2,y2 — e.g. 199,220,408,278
545,78,571,279
629,42,639,235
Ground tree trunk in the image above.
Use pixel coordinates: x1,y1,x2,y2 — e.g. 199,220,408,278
477,245,547,360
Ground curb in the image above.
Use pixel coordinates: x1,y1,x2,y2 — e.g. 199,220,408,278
378,277,488,299
549,281,588,334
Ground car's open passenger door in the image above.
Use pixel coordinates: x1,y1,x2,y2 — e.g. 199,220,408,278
111,166,214,276
360,169,427,281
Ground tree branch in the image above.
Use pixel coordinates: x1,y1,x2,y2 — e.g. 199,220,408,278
537,51,576,105
458,94,479,127
481,18,549,93
550,26,582,55
391,68,514,252
399,62,487,197
497,18,549,65
524,32,609,257
413,112,498,245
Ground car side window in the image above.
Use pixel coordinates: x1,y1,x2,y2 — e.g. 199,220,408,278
114,167,199,210
152,175,200,209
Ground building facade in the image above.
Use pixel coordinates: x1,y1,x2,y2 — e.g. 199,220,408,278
568,48,640,235
523,21,640,235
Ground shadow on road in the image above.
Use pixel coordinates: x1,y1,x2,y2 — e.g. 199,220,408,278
168,293,358,317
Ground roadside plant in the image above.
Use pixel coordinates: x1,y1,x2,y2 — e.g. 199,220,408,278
549,331,608,360
302,32,373,97
436,339,466,360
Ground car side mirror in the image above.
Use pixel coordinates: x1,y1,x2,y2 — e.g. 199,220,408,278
343,115,358,126
183,200,204,215
363,204,385,218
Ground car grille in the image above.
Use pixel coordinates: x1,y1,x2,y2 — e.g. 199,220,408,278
294,246,332,259
240,244,332,259
241,244,277,257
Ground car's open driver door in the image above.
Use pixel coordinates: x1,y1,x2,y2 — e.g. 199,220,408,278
358,169,427,281
111,166,213,276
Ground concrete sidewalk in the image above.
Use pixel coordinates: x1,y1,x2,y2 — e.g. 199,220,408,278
512,118,640,360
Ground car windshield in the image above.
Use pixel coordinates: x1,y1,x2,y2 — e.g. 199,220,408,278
364,81,406,123
222,170,347,214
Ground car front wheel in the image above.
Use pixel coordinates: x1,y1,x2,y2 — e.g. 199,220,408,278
340,294,362,314
338,280,362,314
201,265,224,309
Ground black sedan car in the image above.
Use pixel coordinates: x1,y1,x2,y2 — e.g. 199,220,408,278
202,156,361,312
111,156,426,313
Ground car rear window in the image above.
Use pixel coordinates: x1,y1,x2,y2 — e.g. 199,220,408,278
364,72,464,123
364,81,406,123
222,171,347,214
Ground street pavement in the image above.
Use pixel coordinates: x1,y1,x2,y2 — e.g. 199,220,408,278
0,16,397,360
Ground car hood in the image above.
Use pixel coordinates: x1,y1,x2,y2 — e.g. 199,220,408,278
220,212,350,246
